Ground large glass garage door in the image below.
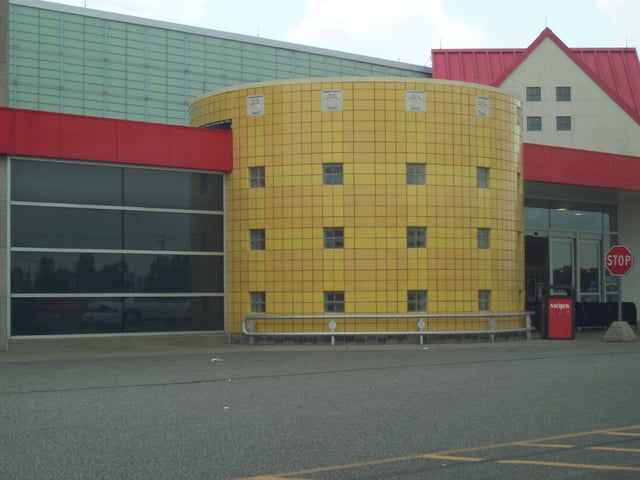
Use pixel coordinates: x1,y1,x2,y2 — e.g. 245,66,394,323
10,158,225,335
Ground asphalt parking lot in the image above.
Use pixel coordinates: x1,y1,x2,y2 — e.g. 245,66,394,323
1,331,639,480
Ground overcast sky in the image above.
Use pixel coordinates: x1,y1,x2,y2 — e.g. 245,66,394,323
50,0,640,66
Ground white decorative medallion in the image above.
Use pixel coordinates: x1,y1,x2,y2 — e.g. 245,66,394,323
476,96,490,117
405,90,426,112
247,94,264,117
321,90,343,111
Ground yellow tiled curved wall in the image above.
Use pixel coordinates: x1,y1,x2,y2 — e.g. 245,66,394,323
190,78,524,334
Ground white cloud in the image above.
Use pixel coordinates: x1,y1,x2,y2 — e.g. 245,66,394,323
283,0,484,66
84,0,208,27
597,0,640,48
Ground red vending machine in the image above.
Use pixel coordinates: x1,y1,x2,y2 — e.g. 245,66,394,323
541,286,575,340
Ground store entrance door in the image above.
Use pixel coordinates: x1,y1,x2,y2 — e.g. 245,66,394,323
525,236,548,329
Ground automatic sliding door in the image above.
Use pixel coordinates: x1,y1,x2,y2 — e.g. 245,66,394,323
579,240,600,303
551,238,574,287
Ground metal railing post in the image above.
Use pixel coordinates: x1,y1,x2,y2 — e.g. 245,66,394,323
488,317,496,343
328,319,337,347
248,319,255,345
417,318,425,345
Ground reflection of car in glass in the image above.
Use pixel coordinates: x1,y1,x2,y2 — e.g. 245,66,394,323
82,298,191,326
33,299,85,334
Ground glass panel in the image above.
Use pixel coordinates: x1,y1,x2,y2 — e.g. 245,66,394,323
579,241,600,302
11,252,223,294
11,252,125,293
12,159,122,205
550,209,602,232
124,211,223,251
12,206,122,249
552,239,573,286
11,296,224,335
124,169,223,211
125,254,223,293
524,206,549,229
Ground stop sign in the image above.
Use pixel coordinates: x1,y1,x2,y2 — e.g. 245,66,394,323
605,245,633,276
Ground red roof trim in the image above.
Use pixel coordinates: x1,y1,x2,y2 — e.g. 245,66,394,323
524,143,640,191
0,107,233,171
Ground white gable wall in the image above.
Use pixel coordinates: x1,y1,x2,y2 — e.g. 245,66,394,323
499,38,640,156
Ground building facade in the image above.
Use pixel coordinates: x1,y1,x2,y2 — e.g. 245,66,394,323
191,79,524,334
1,0,639,348
432,29,640,326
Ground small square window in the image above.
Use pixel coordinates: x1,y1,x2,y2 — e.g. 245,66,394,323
250,229,265,250
408,290,427,312
526,86,541,101
406,163,425,185
323,163,343,185
323,227,344,248
477,167,489,188
249,166,265,188
478,228,490,249
407,227,426,248
324,291,345,313
250,292,266,313
556,86,571,101
478,290,491,311
527,116,542,131
556,116,572,131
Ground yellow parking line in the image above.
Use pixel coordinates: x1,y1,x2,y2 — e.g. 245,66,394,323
603,431,640,437
514,442,574,448
422,454,484,462
498,459,640,472
589,446,640,453
234,424,640,480
239,477,308,480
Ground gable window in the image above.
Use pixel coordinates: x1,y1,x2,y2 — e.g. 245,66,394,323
250,229,265,250
249,166,265,188
477,167,489,188
526,86,541,101
323,163,343,185
556,116,572,131
556,86,571,101
526,116,542,131
406,163,425,185
407,227,426,248
323,227,344,248
408,290,427,312
324,291,345,312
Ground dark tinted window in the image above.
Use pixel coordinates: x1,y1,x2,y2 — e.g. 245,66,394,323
11,252,125,293
11,295,224,335
12,252,223,294
124,169,223,210
12,159,122,205
125,254,223,293
12,206,122,249
124,211,223,251
12,160,223,211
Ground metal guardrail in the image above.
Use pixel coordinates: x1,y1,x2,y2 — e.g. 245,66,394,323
242,312,534,345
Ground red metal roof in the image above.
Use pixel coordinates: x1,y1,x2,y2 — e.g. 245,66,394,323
432,28,640,125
